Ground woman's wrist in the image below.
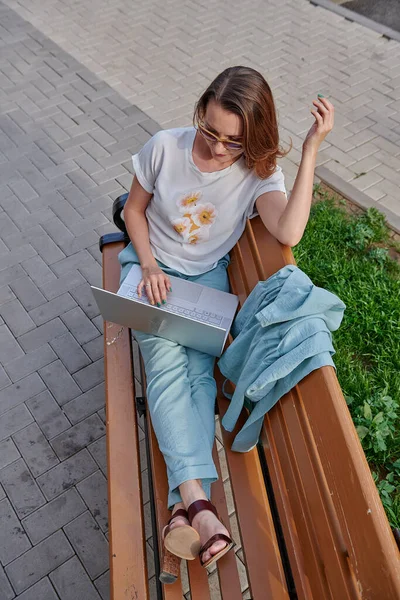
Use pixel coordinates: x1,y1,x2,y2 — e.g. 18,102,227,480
141,258,158,270
301,142,318,161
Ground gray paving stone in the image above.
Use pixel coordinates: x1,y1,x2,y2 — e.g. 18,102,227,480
61,230,99,257
0,405,34,442
0,484,5,501
12,422,59,477
85,179,124,200
62,384,105,424
0,437,20,470
82,336,104,362
92,315,103,334
0,299,36,337
26,390,71,440
50,555,101,600
70,282,100,319
39,270,86,301
29,293,77,326
60,306,99,345
39,360,81,406
73,358,104,392
8,180,38,204
5,530,74,595
59,184,90,210
0,499,31,565
29,226,65,266
97,408,106,424
14,577,58,600
51,250,94,278
82,139,110,161
18,318,68,352
89,128,116,148
9,276,47,312
94,570,110,600
49,331,91,374
37,449,98,500
0,285,15,307
0,373,46,416
22,488,86,545
0,365,11,391
87,435,107,476
64,511,108,579
0,458,46,519
0,265,25,289
0,325,24,365
0,564,15,600
50,414,105,461
0,212,19,239
4,344,57,382
0,245,37,273
76,470,108,531
21,256,56,287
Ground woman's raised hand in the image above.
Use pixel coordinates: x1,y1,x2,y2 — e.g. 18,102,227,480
303,95,334,154
138,265,172,307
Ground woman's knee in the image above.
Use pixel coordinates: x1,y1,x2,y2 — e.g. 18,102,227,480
134,332,187,372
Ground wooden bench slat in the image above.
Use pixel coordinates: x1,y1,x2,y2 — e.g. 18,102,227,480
299,369,400,597
187,557,211,600
259,418,315,600
217,392,290,600
211,445,243,600
284,385,356,598
145,391,186,600
102,242,149,600
264,389,357,600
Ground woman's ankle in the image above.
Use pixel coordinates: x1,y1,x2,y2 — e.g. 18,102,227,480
179,479,208,510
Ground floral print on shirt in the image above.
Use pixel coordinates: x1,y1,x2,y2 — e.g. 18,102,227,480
171,192,217,244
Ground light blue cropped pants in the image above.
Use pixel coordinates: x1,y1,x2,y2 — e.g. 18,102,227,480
119,243,230,508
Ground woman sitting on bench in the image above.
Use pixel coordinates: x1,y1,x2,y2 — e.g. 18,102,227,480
118,65,334,578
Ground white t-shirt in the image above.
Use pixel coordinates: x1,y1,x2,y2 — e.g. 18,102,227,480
132,126,287,275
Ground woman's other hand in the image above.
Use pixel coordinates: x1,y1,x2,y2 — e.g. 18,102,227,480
138,265,172,307
303,95,334,154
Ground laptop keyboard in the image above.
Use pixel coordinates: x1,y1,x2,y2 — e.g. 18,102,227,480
124,287,223,326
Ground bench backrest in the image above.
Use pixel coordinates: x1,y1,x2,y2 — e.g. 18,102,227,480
226,217,400,599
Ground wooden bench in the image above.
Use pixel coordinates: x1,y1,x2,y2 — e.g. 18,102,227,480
100,192,400,600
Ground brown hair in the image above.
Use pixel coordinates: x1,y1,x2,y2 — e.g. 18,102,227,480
193,66,291,179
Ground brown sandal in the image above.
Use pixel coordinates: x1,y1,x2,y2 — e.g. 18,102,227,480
162,508,201,562
187,500,235,569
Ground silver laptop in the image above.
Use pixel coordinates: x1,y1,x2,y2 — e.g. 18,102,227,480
91,264,239,357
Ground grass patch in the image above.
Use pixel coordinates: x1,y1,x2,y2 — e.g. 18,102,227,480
292,184,400,528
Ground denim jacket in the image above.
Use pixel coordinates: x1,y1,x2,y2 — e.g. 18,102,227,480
218,265,346,452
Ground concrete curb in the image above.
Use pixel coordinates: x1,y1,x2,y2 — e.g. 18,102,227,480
315,166,400,234
310,0,400,43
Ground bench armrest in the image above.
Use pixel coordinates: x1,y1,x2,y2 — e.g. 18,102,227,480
98,194,130,252
113,193,129,234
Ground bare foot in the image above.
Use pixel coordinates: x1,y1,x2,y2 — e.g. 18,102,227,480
191,509,230,564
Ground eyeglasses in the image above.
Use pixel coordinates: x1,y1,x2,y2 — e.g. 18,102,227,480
197,121,243,152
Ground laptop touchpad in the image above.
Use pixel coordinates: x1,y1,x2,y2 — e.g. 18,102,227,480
170,278,202,304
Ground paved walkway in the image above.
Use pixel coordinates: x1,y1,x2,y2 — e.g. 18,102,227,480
0,3,157,598
3,0,400,217
1,0,400,598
